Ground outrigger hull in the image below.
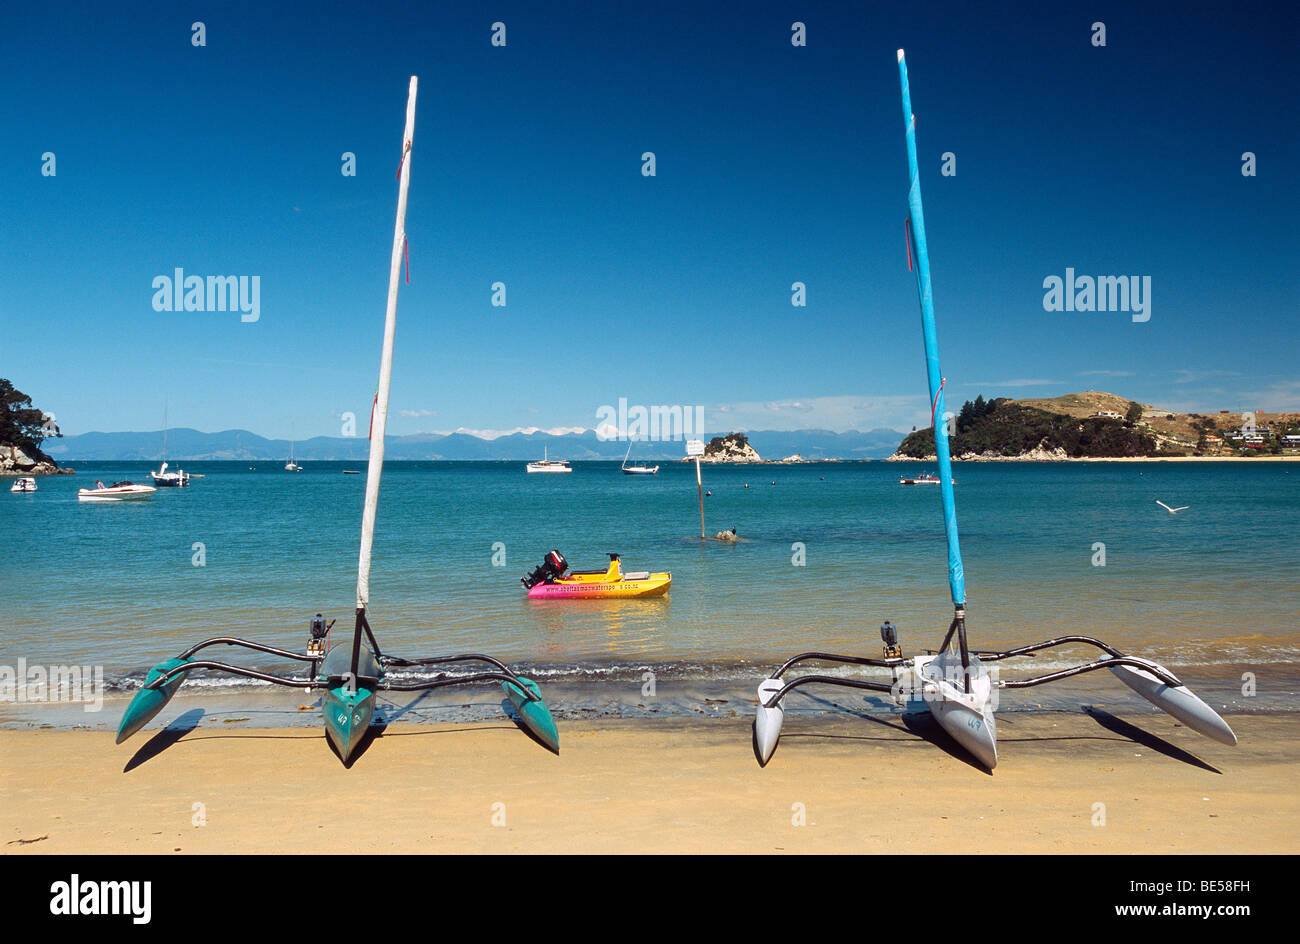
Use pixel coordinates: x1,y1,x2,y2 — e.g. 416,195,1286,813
502,676,560,753
754,678,785,764
1105,656,1237,746
116,657,190,743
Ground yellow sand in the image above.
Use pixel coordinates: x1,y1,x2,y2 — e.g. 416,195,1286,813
2,713,1295,853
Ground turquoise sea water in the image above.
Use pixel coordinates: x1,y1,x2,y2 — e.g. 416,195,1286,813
2,460,1297,723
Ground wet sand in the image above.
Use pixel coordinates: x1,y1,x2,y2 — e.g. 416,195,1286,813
2,711,1295,854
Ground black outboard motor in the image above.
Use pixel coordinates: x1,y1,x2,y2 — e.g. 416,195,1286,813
522,550,568,589
880,620,901,659
307,612,335,661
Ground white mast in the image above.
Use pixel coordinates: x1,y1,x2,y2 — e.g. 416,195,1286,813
356,75,417,611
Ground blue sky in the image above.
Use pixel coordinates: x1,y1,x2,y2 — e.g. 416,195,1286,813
2,1,1296,439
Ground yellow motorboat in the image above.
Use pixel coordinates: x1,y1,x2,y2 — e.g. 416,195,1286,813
522,551,671,599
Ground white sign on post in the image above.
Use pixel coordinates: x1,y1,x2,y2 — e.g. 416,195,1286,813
686,439,705,458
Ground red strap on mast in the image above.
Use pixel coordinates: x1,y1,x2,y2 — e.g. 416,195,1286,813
931,377,946,428
395,140,410,181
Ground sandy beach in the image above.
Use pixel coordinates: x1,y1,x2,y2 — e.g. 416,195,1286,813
2,711,1295,854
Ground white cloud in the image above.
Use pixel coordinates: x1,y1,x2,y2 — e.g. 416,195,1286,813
399,409,439,417
699,395,923,432
432,425,590,440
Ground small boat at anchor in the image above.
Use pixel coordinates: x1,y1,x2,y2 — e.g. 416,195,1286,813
149,461,190,487
285,428,302,471
10,477,37,493
900,472,956,485
522,551,671,599
149,405,190,486
621,442,659,475
78,480,157,502
526,446,571,473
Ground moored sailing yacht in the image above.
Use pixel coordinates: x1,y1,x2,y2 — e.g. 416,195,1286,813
149,406,189,486
285,424,302,471
621,441,659,475
526,446,571,473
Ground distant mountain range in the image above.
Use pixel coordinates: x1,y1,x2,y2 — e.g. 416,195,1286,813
44,427,909,462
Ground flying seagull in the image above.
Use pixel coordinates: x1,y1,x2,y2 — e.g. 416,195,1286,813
1156,500,1189,514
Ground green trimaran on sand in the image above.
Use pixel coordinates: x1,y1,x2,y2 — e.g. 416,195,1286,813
117,77,558,765
752,50,1236,772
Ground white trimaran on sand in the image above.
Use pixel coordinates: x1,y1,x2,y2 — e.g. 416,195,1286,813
116,77,558,765
753,51,1236,771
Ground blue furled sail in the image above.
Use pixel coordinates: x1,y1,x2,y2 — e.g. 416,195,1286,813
897,49,965,609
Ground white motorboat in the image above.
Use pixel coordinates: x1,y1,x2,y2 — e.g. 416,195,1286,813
526,446,571,473
900,472,940,485
78,480,157,502
900,472,956,485
10,477,37,493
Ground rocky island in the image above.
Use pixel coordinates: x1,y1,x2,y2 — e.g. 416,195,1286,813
889,392,1300,461
693,432,763,463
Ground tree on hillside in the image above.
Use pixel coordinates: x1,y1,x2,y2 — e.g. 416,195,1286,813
1125,401,1144,425
0,379,60,453
957,399,975,433
956,395,996,434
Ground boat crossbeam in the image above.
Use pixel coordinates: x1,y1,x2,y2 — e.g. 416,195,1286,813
770,650,906,679
1001,655,1182,690
177,637,320,663
761,674,896,710
145,660,326,691
381,671,541,700
379,652,518,676
971,634,1125,662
